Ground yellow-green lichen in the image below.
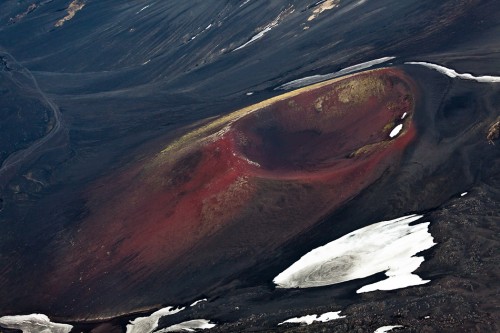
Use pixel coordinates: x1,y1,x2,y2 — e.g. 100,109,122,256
336,76,385,104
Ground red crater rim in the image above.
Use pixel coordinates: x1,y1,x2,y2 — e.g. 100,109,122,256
231,69,415,176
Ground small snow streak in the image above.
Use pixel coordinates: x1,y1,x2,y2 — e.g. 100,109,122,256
137,4,151,14
156,319,216,332
374,325,404,333
389,124,403,138
234,7,293,51
240,0,251,7
234,26,273,51
277,57,395,90
406,62,500,83
337,57,395,76
126,306,185,333
278,311,345,326
190,299,208,306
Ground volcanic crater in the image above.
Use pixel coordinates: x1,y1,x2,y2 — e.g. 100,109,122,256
33,68,420,318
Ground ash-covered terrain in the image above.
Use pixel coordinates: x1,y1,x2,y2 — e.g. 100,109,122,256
0,0,499,332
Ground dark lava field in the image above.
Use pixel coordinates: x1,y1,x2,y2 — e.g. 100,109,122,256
0,0,499,332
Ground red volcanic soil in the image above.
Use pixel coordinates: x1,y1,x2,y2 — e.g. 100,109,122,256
43,68,417,318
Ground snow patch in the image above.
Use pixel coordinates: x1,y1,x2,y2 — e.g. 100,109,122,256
273,214,436,293
0,313,73,333
389,124,403,138
405,62,500,83
277,57,395,90
374,325,404,333
278,311,345,326
156,319,216,332
126,306,185,333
